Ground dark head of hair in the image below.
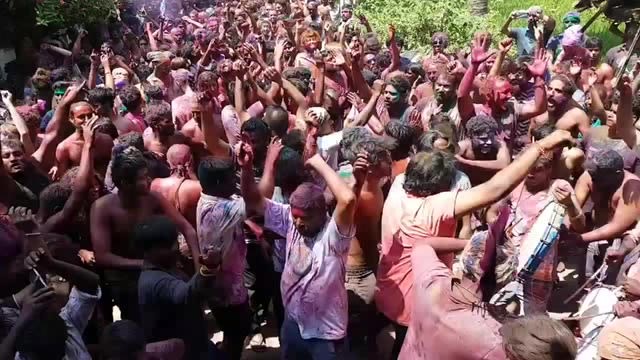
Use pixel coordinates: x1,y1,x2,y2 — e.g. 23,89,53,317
196,71,218,92
386,74,412,98
355,137,392,168
388,33,405,49
407,63,425,79
550,74,577,95
50,67,71,83
384,120,417,160
466,114,499,138
197,156,236,197
531,124,555,142
362,69,377,87
100,320,146,360
417,127,457,154
111,146,147,189
116,132,144,151
500,315,577,360
94,117,119,140
118,85,143,112
145,102,172,130
585,37,603,50
88,87,116,109
144,83,164,101
282,67,312,83
375,50,392,70
287,78,310,96
282,129,305,154
241,117,270,143
134,63,153,81
135,215,179,253
404,151,456,197
263,105,289,137
1,138,24,152
15,310,68,360
39,183,72,221
587,148,624,173
275,147,307,192
340,127,373,163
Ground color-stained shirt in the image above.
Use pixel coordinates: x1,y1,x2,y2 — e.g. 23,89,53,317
376,174,461,326
398,243,505,360
196,194,247,306
264,199,355,340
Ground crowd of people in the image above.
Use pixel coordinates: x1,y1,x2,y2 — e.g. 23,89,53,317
0,0,640,359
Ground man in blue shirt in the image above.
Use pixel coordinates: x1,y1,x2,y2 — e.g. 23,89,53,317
501,6,547,57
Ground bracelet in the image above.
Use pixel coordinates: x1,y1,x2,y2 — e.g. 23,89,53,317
199,265,220,277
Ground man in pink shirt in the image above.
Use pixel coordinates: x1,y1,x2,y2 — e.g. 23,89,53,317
376,129,574,357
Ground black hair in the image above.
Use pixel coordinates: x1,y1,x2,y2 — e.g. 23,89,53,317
135,63,153,81
588,149,624,173
275,147,307,192
387,34,405,49
404,151,456,197
287,78,310,96
282,129,305,154
144,84,165,102
197,156,236,196
340,127,374,163
585,37,603,50
196,71,218,92
531,124,555,142
362,69,377,87
241,117,270,143
111,146,147,189
88,87,116,109
417,129,455,154
263,105,289,137
407,63,425,79
550,74,577,95
354,137,392,168
466,114,499,138
94,117,119,140
282,67,312,83
145,102,172,131
15,311,68,360
39,183,72,221
386,74,412,97
384,120,417,160
116,132,144,151
50,67,71,83
118,85,143,112
375,50,392,70
135,215,179,253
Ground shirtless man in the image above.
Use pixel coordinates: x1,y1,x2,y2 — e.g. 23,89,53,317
180,99,205,144
54,101,114,179
344,137,391,355
573,149,640,277
90,146,200,321
143,102,190,156
150,144,201,227
456,115,511,186
532,74,591,137
459,38,548,151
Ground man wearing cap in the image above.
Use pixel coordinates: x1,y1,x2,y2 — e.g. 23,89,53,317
546,11,581,61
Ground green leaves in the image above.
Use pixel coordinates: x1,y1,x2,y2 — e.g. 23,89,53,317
36,0,117,28
357,0,489,52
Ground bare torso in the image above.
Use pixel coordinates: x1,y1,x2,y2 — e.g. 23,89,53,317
348,181,384,269
150,176,202,227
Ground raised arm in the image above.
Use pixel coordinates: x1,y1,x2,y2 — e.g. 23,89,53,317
181,15,204,28
239,142,266,216
490,39,514,77
1,91,35,155
381,24,400,80
233,61,252,123
454,130,574,217
348,80,383,128
306,153,362,234
458,37,493,122
146,22,159,51
501,12,518,37
264,66,309,126
87,50,100,89
31,81,86,171
350,43,373,101
312,54,326,107
40,123,95,233
258,139,283,199
101,54,115,90
615,75,637,149
198,93,231,158
519,48,549,120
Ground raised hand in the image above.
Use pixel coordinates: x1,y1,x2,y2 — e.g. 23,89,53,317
265,137,283,165
264,67,282,83
90,50,100,66
388,24,396,42
587,68,599,87
569,59,582,77
20,283,55,321
24,247,54,271
236,140,254,168
537,129,575,151
470,35,495,66
372,79,385,95
498,38,513,54
352,152,370,186
408,109,423,131
527,47,548,78
78,249,95,265
346,92,363,108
